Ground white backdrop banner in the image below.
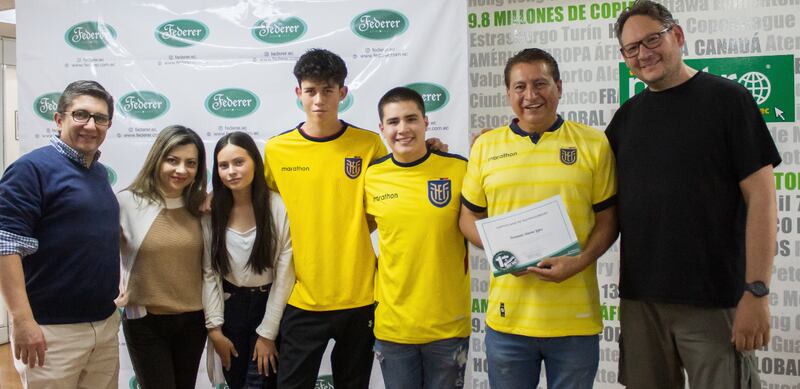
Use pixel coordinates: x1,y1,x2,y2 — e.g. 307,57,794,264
17,0,469,188
17,1,467,388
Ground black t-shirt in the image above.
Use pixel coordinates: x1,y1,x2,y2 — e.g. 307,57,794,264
606,71,781,308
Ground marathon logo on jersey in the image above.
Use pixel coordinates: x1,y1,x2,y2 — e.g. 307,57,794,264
373,193,399,202
488,151,517,162
344,157,363,179
281,165,310,172
428,179,452,208
560,147,577,165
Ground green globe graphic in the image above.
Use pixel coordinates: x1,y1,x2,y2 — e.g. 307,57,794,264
738,71,771,105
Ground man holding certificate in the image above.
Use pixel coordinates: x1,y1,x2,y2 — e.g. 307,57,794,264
459,48,618,389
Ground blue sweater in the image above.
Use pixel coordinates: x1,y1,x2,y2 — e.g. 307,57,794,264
0,145,119,324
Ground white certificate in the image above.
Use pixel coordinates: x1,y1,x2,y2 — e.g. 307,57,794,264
476,195,580,277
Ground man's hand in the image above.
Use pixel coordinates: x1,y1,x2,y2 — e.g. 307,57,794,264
733,165,776,351
525,255,588,283
511,255,587,282
515,207,617,281
731,293,770,351
425,138,449,153
208,327,238,371
253,336,278,376
2,254,47,368
12,317,47,368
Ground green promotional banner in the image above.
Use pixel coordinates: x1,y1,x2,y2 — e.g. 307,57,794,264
316,375,334,389
620,55,795,122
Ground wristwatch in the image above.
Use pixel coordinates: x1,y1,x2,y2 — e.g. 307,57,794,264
744,281,769,297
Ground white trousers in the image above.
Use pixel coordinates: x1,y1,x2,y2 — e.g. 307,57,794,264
13,312,120,389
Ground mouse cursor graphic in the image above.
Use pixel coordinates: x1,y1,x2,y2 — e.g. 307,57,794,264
776,107,786,121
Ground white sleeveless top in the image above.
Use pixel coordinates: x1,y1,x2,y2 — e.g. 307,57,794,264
223,227,275,287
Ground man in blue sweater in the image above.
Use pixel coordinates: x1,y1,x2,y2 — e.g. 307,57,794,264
0,80,121,388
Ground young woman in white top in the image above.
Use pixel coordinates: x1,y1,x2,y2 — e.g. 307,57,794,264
203,131,294,389
117,125,208,388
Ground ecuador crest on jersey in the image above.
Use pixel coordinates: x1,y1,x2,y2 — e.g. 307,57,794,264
560,147,577,165
344,157,363,179
427,178,452,208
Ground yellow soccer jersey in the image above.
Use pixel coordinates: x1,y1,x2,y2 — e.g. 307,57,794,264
264,121,388,311
365,150,471,344
462,117,616,337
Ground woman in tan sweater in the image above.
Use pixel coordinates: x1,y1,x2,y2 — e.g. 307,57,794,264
116,125,208,389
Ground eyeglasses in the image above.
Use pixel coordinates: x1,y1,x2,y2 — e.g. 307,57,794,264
62,110,111,127
619,25,674,58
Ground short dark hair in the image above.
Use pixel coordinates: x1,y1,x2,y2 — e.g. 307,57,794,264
293,48,347,87
57,80,115,120
614,0,677,41
378,87,425,121
503,48,560,88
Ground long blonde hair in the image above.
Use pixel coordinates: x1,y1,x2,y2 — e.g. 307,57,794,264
126,125,207,216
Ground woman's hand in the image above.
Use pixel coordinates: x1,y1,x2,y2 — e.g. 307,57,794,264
253,336,278,376
208,327,238,371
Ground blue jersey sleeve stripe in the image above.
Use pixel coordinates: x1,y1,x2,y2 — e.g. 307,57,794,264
461,194,487,213
431,149,467,162
592,195,617,213
369,154,392,167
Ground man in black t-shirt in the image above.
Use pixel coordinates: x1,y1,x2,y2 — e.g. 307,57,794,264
607,1,781,387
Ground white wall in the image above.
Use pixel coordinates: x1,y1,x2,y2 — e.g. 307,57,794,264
0,36,16,345
2,37,17,170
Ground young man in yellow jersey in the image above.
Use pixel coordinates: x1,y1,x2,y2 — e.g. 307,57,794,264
263,49,387,389
459,48,618,389
364,87,471,389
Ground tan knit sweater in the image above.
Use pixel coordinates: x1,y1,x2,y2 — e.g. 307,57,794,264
127,206,203,314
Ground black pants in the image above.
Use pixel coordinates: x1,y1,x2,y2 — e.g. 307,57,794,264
277,304,376,389
122,310,206,389
222,280,277,389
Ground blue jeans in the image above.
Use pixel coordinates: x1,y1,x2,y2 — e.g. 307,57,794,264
485,326,599,389
374,337,469,389
221,281,275,389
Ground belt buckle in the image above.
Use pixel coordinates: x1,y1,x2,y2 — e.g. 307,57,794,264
257,284,269,293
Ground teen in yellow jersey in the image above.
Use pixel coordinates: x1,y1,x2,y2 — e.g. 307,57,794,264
459,49,619,389
365,87,470,389
263,49,386,389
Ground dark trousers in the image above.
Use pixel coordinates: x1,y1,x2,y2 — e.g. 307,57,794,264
277,304,376,389
122,310,207,389
222,280,277,389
